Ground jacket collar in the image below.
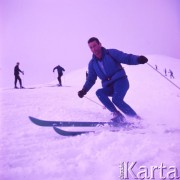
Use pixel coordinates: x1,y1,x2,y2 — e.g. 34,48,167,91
92,47,107,61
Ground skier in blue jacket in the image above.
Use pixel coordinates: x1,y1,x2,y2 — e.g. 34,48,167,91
78,37,148,122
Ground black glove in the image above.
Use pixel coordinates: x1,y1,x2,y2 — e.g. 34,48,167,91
78,89,87,98
138,56,148,64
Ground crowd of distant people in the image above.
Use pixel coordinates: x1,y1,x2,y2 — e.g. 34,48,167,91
154,65,175,79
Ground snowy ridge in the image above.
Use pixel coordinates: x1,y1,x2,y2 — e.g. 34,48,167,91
0,55,180,180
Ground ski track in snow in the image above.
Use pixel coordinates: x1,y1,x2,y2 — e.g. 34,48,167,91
0,55,180,180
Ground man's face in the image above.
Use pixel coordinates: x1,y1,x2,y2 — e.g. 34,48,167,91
88,41,102,57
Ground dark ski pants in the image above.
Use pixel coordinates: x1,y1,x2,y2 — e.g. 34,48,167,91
96,78,137,117
57,75,62,86
14,75,22,87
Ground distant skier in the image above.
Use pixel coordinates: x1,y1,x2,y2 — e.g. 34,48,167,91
53,65,65,86
14,62,24,89
78,37,148,123
155,65,158,70
164,68,167,76
168,69,174,79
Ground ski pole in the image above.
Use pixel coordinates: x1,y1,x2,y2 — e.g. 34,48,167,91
147,62,180,90
84,96,106,109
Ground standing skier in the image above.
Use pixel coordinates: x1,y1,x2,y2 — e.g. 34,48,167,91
53,65,65,86
155,65,158,70
14,62,24,89
78,37,148,122
168,69,174,79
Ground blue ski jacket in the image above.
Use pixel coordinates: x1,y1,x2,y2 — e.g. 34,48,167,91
83,47,140,92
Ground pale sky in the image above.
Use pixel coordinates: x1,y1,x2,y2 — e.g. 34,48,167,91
0,0,180,87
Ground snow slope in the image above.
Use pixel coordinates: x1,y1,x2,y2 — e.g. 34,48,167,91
0,55,180,180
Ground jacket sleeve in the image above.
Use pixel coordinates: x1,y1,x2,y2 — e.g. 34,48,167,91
109,49,139,65
53,66,57,72
82,60,97,92
18,67,23,73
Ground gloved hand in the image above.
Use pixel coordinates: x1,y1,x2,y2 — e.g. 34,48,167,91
78,89,87,98
138,56,148,64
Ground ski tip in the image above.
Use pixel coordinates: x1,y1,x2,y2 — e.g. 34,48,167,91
29,116,45,126
53,125,91,136
29,116,48,126
29,116,38,121
52,126,75,136
29,116,37,124
29,116,34,120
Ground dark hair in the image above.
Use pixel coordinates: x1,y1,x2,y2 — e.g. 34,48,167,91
88,37,100,44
